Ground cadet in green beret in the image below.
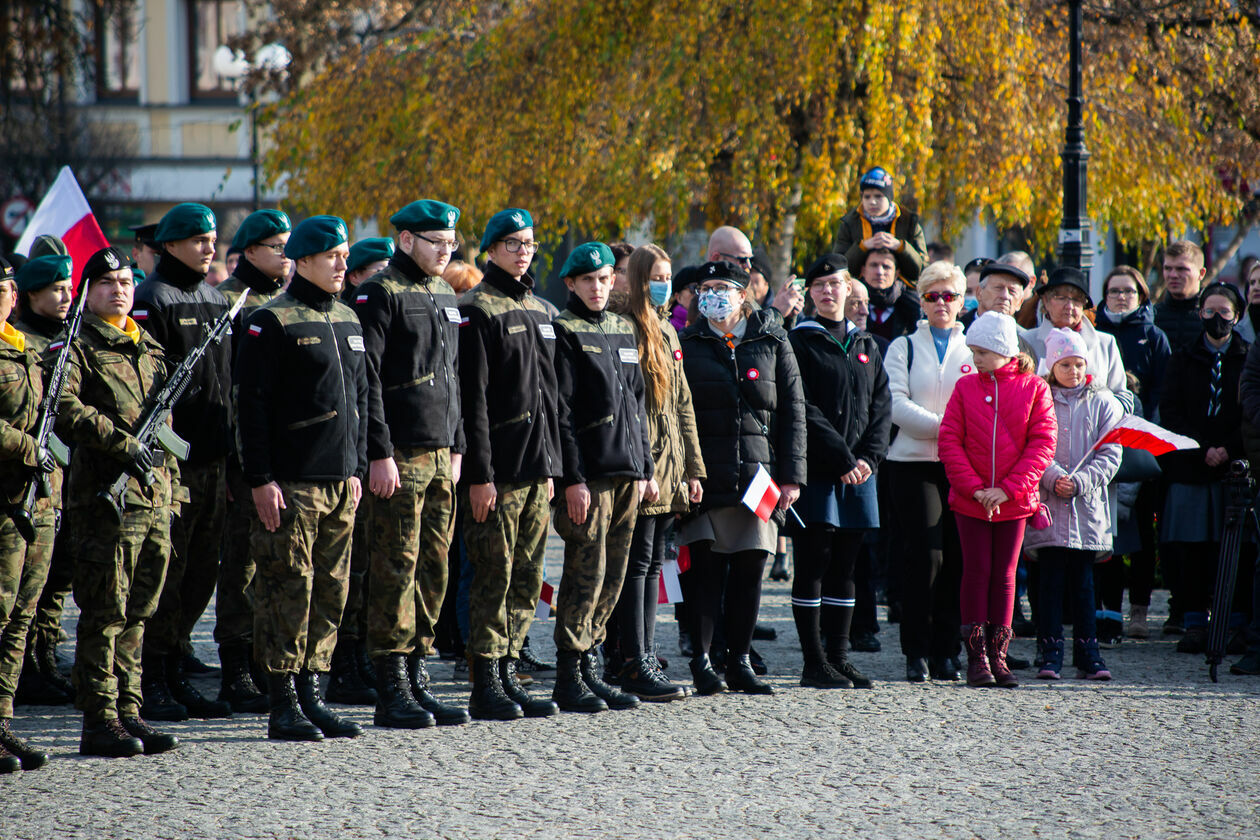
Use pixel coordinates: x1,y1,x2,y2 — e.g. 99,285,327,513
237,215,368,742
350,200,468,727
133,201,234,723
340,238,394,304
211,208,294,714
459,208,561,720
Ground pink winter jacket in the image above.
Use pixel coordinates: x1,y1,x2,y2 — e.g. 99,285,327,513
938,358,1057,522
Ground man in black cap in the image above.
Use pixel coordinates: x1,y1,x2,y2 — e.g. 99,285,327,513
129,224,160,277
131,202,234,722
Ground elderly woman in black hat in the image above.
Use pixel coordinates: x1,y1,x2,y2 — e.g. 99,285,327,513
677,260,806,696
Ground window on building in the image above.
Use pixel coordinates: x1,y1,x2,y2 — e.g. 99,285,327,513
188,0,245,97
95,1,141,98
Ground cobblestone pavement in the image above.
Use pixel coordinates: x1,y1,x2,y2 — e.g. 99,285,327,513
4,535,1259,840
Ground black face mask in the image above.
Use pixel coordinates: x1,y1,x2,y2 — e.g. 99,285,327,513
1203,313,1233,340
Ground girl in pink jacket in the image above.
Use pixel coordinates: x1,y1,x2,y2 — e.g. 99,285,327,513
939,312,1056,687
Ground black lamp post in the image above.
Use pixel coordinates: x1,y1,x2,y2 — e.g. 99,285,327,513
1057,0,1094,273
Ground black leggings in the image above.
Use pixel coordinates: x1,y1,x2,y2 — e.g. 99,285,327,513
686,543,767,659
792,525,863,658
618,512,671,660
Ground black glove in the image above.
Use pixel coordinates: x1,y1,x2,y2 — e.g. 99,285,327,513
124,441,155,479
35,445,56,475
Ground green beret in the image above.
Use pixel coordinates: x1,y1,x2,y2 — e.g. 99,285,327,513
480,208,533,251
560,241,614,278
231,209,292,250
29,234,68,259
132,267,147,284
155,202,217,242
390,200,460,233
347,238,395,273
285,215,349,260
16,255,73,294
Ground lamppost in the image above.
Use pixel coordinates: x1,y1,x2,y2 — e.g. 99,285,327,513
1057,0,1094,275
212,43,291,208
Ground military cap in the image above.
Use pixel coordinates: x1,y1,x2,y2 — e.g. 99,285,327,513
560,241,614,278
129,223,159,247
285,215,349,260
132,267,147,284
391,200,460,233
29,234,69,259
155,202,217,243
231,209,292,251
82,247,132,283
979,261,1032,289
480,208,533,251
805,253,848,284
347,237,395,273
697,260,749,288
0,256,12,283
16,254,73,293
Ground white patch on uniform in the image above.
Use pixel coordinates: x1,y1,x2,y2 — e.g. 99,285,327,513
347,334,365,352
618,347,639,364
356,294,369,304
538,323,556,340
445,306,461,323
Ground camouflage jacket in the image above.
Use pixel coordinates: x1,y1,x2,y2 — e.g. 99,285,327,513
57,314,178,511
0,326,59,509
13,310,64,355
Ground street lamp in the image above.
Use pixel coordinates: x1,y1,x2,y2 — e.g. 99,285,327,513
1057,0,1094,275
212,43,291,208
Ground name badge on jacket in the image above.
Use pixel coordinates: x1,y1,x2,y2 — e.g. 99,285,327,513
618,347,640,364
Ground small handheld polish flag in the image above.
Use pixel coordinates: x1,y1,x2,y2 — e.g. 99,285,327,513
741,464,781,523
534,581,556,620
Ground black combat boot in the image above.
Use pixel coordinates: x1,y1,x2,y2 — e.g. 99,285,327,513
119,716,180,754
325,639,377,706
499,657,559,717
80,719,144,757
295,671,363,737
580,649,639,710
216,642,268,713
517,636,555,672
266,673,323,741
725,654,775,695
139,652,189,722
14,651,70,706
619,652,685,702
468,658,523,721
168,653,232,719
0,743,19,773
372,655,434,729
354,641,377,689
408,654,469,726
0,719,49,769
688,653,725,696
35,636,74,697
551,650,607,713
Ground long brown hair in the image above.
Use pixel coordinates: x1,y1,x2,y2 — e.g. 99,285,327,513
626,244,672,411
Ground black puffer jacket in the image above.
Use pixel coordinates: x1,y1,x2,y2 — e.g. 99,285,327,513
1094,303,1171,421
679,309,806,510
1154,296,1203,352
788,317,891,479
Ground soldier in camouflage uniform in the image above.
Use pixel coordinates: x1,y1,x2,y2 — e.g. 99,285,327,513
213,209,292,714
354,201,468,728
458,208,561,721
548,243,653,714
57,248,183,758
235,216,368,742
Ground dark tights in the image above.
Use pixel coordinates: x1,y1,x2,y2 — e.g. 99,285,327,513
618,512,671,660
791,526,863,663
685,543,767,659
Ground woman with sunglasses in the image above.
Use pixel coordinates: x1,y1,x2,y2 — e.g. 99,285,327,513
883,262,973,682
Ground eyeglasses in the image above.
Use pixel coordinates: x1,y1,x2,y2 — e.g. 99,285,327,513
812,279,848,291
417,234,459,252
922,291,961,303
699,283,738,294
502,238,538,254
1047,293,1086,307
1106,287,1139,298
718,253,753,267
256,242,287,255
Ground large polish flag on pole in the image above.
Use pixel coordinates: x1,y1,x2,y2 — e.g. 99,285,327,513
15,166,111,289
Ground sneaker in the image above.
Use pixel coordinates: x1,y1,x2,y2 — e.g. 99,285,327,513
1036,638,1063,680
1176,626,1207,654
1229,651,1260,675
828,657,873,689
1097,618,1123,649
1126,605,1150,639
1074,638,1111,681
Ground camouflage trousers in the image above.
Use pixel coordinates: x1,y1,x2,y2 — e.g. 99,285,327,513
71,500,172,724
146,459,226,657
214,465,257,647
0,508,57,717
340,506,369,642
463,479,550,660
27,507,73,659
252,480,355,675
366,447,455,659
552,479,639,653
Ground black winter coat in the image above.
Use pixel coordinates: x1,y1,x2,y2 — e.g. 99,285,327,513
1094,304,1171,421
862,284,922,344
1158,332,1248,484
788,318,892,480
1153,296,1203,352
679,309,807,511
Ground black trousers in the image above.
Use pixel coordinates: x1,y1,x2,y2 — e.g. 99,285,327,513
685,542,767,660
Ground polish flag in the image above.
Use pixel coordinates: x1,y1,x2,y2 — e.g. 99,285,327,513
14,167,110,290
657,559,684,605
534,580,556,620
1071,415,1198,472
741,464,781,523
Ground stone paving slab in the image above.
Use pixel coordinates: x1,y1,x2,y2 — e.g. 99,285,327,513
4,534,1258,840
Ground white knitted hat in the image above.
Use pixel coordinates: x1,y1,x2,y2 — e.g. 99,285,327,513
965,311,1020,358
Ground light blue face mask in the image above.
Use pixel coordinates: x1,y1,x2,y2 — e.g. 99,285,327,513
963,296,979,312
648,280,671,307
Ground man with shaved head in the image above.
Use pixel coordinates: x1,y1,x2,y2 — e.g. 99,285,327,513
706,226,803,321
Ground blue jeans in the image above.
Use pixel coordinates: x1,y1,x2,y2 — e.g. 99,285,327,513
1036,547,1097,640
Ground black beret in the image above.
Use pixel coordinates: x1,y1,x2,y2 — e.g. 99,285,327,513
672,264,699,295
0,256,12,283
1198,281,1244,314
979,262,1032,288
805,253,848,283
697,260,749,288
129,223,159,246
81,247,132,283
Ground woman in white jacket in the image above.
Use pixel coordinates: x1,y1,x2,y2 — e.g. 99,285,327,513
884,261,973,682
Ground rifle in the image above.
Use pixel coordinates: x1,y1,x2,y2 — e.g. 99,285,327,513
10,280,86,543
99,292,249,524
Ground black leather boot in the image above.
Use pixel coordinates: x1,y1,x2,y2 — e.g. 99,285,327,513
0,743,19,773
517,636,555,672
14,651,70,706
119,716,179,754
139,652,189,722
499,657,558,717
469,658,523,721
581,649,639,710
35,636,74,697
353,641,377,687
688,653,725,696
217,642,268,713
619,653,685,702
551,650,607,713
725,654,774,695
168,653,232,719
408,654,469,726
325,640,378,706
266,673,323,741
0,719,49,769
295,671,362,737
372,654,434,729
80,719,144,757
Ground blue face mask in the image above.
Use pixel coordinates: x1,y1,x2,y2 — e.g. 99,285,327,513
963,296,979,312
648,280,671,307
